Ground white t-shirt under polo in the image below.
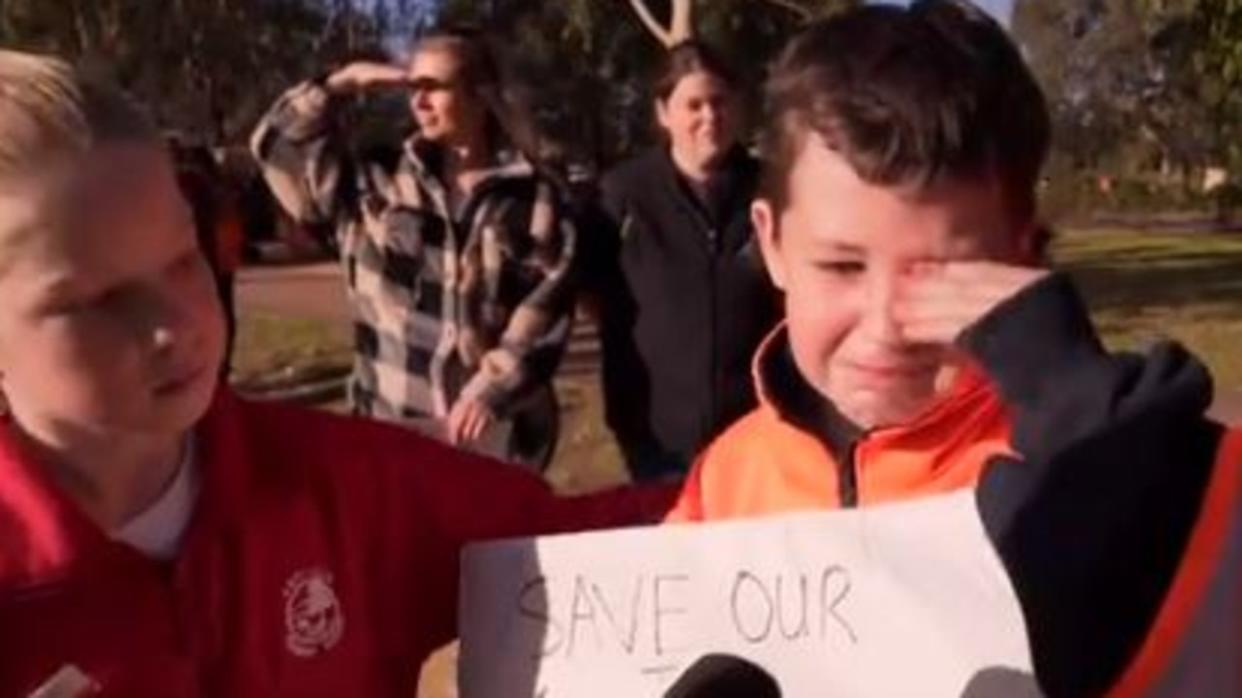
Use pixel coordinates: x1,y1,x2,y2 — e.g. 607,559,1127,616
110,435,200,560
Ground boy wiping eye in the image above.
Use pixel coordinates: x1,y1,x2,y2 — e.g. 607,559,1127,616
664,2,1238,695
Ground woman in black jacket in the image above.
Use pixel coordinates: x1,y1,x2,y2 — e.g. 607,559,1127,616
592,41,778,481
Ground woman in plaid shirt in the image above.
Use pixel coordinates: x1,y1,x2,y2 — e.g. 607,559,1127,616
252,29,575,469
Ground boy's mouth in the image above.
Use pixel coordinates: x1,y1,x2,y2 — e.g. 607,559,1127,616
840,360,938,385
153,364,208,397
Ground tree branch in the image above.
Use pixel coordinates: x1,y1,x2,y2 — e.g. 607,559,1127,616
627,0,674,46
626,0,695,47
668,0,694,44
759,0,814,21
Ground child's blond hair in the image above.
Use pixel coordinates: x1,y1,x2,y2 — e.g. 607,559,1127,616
0,50,160,271
0,50,158,183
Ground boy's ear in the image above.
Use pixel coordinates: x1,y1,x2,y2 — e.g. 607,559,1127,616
655,98,671,133
1022,222,1051,266
752,198,789,292
1010,219,1048,266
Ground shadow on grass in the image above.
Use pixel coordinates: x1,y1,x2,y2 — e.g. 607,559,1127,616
1062,253,1242,321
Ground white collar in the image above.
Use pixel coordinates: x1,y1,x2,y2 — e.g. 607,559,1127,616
110,433,200,560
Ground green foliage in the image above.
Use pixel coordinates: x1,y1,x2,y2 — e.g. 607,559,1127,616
0,0,389,142
5,0,1229,202
1015,0,1242,212
427,0,856,167
0,0,854,164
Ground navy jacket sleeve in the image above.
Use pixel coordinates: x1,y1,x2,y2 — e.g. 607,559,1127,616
961,273,1220,697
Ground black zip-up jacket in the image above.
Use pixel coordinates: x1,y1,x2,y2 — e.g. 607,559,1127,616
589,145,779,478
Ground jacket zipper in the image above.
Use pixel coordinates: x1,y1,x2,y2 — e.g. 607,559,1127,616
839,441,860,507
677,184,722,442
707,227,720,439
673,169,724,446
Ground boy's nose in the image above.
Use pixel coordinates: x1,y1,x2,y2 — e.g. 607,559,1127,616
152,326,175,351
858,273,904,347
137,284,194,354
148,315,187,356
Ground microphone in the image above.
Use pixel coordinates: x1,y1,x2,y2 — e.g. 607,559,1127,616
664,654,782,698
959,667,1042,698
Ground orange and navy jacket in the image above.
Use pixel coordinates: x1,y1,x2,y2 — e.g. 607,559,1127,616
666,331,1012,520
0,391,675,696
669,273,1228,696
1104,428,1242,697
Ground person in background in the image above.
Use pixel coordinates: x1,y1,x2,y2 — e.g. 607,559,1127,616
252,28,575,469
591,41,778,481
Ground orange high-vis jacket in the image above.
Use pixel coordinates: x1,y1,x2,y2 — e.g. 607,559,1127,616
666,326,1013,522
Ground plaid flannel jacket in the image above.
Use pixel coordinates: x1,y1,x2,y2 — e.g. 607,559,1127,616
251,80,575,445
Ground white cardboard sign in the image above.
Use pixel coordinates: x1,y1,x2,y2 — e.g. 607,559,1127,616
460,491,1038,697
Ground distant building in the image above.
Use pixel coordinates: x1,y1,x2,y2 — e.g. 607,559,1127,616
1204,166,1229,192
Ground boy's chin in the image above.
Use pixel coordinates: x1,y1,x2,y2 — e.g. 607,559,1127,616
833,387,937,430
143,375,219,431
102,398,212,437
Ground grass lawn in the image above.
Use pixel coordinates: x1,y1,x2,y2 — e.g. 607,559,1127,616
1052,228,1242,387
227,226,1242,698
229,310,352,389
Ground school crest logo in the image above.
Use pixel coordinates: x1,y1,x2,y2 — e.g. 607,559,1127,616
283,567,345,658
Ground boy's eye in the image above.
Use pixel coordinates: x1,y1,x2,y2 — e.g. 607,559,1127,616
816,260,866,276
47,284,126,315
167,249,202,277
88,284,130,310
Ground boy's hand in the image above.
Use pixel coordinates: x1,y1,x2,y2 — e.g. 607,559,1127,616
324,62,408,95
446,397,496,446
894,261,1049,345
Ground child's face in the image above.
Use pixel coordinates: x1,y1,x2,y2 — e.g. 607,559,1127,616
753,136,1023,428
0,143,225,438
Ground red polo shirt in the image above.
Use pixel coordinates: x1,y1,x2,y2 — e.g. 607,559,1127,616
0,391,673,696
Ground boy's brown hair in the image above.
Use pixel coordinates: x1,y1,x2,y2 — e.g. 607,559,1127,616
0,50,157,187
758,0,1049,220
